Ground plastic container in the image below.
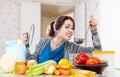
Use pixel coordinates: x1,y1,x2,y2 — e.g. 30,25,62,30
93,50,115,71
5,38,26,60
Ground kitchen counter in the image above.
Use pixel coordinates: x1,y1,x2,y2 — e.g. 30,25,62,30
1,70,120,77
101,70,120,77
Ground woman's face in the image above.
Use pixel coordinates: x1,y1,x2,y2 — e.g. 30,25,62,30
56,20,74,40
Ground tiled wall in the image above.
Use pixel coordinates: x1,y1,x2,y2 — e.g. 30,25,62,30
0,0,20,56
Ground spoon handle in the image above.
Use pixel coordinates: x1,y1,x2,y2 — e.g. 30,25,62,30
84,2,99,41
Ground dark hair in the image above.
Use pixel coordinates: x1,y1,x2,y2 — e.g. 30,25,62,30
47,21,55,37
49,16,75,37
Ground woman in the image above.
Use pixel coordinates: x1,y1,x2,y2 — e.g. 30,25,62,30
26,16,102,64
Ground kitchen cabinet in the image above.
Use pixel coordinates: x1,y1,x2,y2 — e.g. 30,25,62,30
41,0,75,6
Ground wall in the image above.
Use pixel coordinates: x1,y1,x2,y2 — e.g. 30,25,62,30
0,0,41,56
99,0,120,68
41,15,56,37
0,0,20,56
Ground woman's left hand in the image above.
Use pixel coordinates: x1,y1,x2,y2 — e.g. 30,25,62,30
89,16,97,30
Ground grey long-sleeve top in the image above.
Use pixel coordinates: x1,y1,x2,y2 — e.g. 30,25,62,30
26,29,102,61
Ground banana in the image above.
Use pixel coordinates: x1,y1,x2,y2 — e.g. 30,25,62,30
70,69,96,77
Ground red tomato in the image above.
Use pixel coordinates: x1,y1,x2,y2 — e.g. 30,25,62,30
91,56,101,64
85,56,101,64
25,60,28,66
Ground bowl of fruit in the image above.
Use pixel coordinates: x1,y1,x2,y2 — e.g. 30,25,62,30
74,52,108,74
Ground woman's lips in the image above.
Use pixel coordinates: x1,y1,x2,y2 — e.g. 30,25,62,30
68,34,72,38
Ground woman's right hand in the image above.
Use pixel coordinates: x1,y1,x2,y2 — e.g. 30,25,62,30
27,60,38,67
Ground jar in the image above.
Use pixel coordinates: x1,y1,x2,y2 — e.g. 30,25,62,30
14,61,28,75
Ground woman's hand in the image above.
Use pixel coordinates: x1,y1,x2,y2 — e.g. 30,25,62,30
89,16,97,30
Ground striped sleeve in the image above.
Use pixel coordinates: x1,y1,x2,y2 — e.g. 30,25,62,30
26,38,49,61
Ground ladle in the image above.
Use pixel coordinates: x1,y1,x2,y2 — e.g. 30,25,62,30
74,27,89,44
74,1,99,44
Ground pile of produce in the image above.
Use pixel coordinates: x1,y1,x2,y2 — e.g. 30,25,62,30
25,58,96,77
26,58,72,76
74,52,101,65
0,52,98,77
54,58,72,76
26,60,56,76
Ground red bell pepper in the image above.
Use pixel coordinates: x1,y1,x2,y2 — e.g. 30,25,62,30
74,52,89,64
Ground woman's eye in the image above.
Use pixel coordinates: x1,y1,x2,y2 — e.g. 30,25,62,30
71,27,74,30
65,25,74,30
65,26,69,29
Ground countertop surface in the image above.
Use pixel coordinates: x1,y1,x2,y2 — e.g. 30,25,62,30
1,70,120,77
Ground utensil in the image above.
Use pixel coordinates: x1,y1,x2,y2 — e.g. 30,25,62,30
29,24,35,47
74,1,99,44
74,27,89,44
